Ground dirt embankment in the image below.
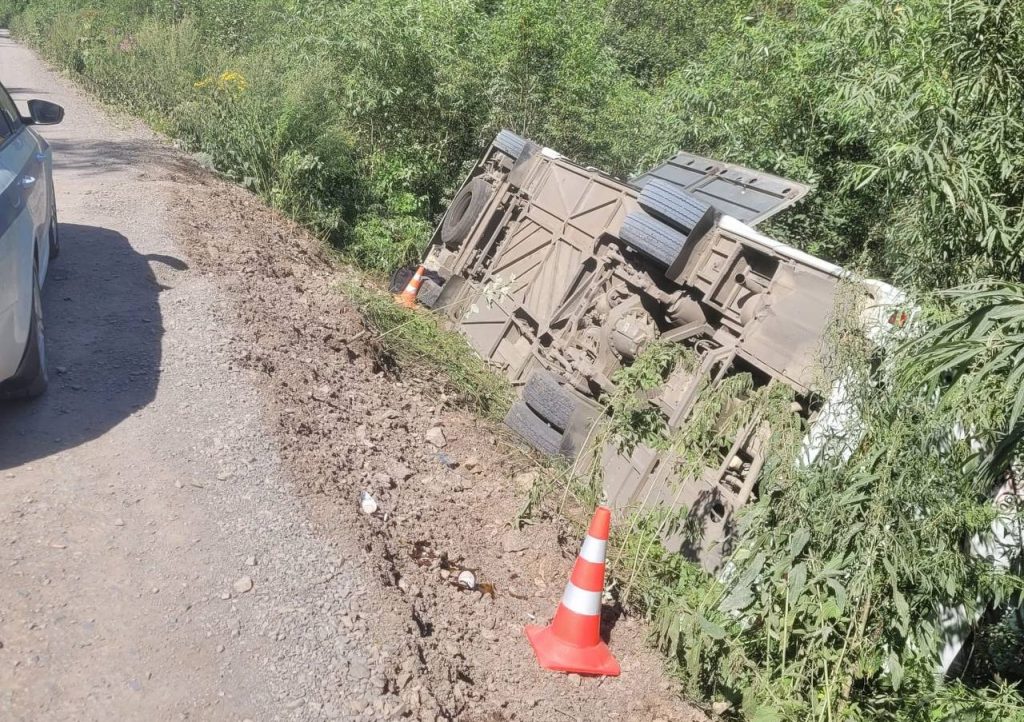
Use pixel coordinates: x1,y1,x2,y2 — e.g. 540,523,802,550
172,171,705,721
0,30,699,721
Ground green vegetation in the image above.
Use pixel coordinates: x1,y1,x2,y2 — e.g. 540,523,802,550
902,282,1024,487
604,341,694,454
5,0,1024,719
587,292,1024,720
509,278,1024,720
344,281,512,420
3,0,1023,285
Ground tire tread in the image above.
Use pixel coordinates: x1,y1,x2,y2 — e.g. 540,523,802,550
638,179,712,233
522,370,575,432
440,177,492,247
505,400,562,455
619,211,689,267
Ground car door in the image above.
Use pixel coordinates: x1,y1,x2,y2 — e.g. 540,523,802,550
0,94,44,382
0,84,47,274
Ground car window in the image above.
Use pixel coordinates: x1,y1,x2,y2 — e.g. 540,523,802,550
0,83,22,134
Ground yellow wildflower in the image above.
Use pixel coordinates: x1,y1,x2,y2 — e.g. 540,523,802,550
194,70,247,93
217,71,247,92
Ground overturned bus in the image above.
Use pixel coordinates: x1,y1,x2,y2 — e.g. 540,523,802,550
416,130,902,572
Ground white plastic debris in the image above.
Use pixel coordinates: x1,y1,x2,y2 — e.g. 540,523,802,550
359,491,378,515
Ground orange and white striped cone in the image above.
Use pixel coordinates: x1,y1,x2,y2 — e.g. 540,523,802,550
394,265,425,308
525,505,620,676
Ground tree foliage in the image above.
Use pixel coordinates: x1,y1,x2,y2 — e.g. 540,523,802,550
824,0,1024,285
3,0,1022,284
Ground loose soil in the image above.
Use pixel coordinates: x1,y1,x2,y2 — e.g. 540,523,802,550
0,30,705,722
172,158,705,722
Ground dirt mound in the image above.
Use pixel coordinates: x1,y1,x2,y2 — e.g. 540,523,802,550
171,170,704,721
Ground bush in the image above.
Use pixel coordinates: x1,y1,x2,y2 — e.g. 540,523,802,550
610,294,1024,720
9,0,1024,288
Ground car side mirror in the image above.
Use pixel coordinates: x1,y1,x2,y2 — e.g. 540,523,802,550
24,99,64,126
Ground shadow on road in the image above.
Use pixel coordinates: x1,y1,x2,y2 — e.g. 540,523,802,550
0,223,185,469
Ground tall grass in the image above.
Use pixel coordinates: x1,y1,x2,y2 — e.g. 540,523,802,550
344,282,512,420
4,0,1024,286
589,294,1024,721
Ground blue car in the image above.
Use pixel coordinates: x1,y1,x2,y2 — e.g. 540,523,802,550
0,81,63,399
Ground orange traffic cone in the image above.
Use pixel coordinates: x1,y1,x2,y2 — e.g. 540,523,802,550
394,265,425,308
526,506,620,676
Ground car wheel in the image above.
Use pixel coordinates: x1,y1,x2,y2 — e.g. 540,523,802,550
47,204,60,260
440,177,492,248
522,370,576,432
0,259,48,399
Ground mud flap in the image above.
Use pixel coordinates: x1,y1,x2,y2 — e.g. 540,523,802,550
434,274,471,317
557,402,603,460
417,278,444,309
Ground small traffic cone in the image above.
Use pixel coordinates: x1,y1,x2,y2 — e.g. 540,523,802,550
525,506,620,676
394,265,426,308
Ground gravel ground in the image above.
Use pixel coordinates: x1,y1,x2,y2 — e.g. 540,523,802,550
0,32,705,722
